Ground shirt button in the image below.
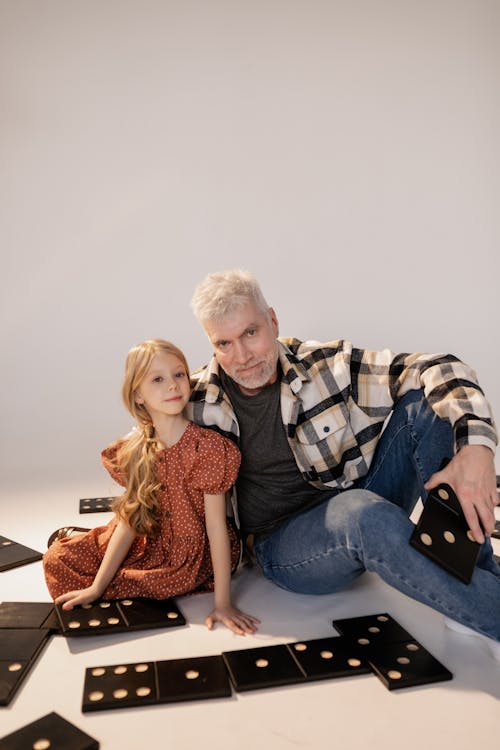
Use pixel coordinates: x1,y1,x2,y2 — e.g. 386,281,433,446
323,426,330,433
165,511,171,518
160,485,166,491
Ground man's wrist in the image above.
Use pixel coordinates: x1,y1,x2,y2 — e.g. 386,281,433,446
458,444,493,456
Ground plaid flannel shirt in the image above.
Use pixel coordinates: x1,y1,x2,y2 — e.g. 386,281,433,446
186,338,497,492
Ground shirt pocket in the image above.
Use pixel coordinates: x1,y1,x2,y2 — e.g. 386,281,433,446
294,405,348,445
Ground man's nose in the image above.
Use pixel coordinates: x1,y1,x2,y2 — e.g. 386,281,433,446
233,339,250,363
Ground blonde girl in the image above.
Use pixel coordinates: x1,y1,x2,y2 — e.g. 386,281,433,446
43,339,259,635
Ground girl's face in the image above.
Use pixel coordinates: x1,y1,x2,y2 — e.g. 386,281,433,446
135,352,190,421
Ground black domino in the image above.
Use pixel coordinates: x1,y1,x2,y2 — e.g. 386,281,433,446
410,483,480,583
82,661,158,712
56,600,127,635
0,602,59,634
331,613,413,649
287,637,371,681
118,596,185,629
156,655,232,704
56,597,186,637
367,639,453,690
0,535,42,572
0,629,51,706
82,655,231,712
79,497,116,514
222,644,305,691
0,712,99,750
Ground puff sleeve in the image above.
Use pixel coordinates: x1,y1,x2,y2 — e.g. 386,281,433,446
101,439,127,487
189,429,241,494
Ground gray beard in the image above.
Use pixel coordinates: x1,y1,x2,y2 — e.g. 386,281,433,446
232,360,277,391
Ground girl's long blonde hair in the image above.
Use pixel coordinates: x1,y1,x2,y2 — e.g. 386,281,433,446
112,339,190,537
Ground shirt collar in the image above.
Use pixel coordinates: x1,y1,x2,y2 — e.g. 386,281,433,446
199,355,225,404
277,340,310,394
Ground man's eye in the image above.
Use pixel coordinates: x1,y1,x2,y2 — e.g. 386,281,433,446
246,328,256,337
218,341,230,349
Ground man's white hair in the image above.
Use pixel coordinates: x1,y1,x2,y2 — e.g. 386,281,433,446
191,269,270,322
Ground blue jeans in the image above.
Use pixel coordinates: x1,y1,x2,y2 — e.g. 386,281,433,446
254,390,500,641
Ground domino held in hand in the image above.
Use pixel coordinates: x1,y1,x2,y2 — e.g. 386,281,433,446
410,483,481,583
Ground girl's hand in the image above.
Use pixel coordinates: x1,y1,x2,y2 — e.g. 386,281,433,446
55,585,101,610
205,605,260,636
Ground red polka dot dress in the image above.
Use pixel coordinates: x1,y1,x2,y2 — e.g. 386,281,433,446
43,423,241,600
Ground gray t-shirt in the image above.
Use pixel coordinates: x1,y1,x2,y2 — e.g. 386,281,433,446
221,369,333,537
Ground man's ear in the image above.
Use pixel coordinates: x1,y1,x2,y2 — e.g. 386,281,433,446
269,307,279,337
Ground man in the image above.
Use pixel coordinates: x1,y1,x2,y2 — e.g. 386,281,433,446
187,269,500,652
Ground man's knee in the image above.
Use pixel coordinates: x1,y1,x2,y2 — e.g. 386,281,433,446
325,488,410,544
324,489,383,531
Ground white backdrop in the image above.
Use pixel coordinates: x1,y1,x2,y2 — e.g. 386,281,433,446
1,0,499,489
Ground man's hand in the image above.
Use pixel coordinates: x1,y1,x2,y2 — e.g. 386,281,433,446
424,445,497,544
205,604,261,636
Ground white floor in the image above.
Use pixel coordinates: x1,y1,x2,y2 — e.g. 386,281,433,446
1,481,499,750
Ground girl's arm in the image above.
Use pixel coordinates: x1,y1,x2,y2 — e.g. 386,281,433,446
203,493,260,635
55,518,137,610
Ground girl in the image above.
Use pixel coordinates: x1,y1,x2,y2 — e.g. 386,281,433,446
43,339,259,636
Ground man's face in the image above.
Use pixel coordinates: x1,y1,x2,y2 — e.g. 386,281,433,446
203,302,279,395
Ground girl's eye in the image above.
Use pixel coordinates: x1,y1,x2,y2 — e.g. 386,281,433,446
175,372,186,379
153,376,163,383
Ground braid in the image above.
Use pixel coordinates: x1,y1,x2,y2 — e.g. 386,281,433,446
113,423,162,537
